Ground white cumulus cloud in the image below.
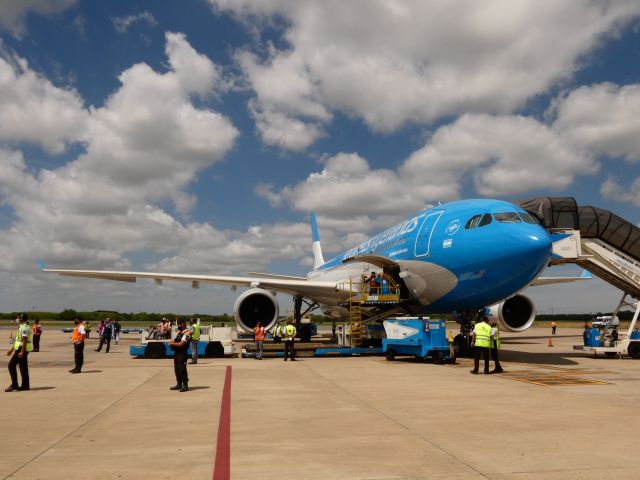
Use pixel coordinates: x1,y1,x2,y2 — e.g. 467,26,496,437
552,83,640,162
210,0,640,150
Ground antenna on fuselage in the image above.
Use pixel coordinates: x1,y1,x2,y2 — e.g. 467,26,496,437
310,212,325,269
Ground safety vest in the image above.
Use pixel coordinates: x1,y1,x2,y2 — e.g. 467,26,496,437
192,323,201,341
491,327,501,349
473,322,491,348
32,324,42,335
254,326,265,341
14,324,32,352
72,324,85,342
273,325,281,337
283,324,296,341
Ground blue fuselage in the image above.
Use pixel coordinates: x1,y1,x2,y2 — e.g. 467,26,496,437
311,199,552,312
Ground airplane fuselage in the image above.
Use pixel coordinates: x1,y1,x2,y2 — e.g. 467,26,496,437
307,199,552,313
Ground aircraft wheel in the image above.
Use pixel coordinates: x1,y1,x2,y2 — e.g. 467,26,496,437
453,335,470,357
385,349,396,361
627,343,640,359
144,342,166,359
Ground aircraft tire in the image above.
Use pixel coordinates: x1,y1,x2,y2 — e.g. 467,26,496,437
385,349,396,361
453,335,471,357
144,342,166,359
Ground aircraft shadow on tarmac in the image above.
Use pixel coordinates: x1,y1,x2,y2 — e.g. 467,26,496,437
499,350,585,366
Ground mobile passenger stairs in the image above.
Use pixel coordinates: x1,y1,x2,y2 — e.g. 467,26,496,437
519,197,640,358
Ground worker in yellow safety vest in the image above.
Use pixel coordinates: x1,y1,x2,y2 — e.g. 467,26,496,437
470,316,491,374
489,320,503,374
189,318,201,365
6,313,31,391
282,319,297,361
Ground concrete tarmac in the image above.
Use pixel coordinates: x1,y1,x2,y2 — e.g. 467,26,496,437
2,328,640,480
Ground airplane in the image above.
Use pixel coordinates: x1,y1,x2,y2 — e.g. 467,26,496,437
40,198,587,348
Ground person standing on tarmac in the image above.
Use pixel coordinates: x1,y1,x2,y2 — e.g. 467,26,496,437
69,317,86,374
113,321,121,344
169,318,191,392
271,321,281,344
282,319,297,361
551,320,557,336
32,319,43,352
254,321,265,360
95,318,113,353
489,320,503,374
189,318,200,364
6,313,31,392
470,316,491,374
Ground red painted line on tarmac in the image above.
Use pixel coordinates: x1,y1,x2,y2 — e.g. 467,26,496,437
213,366,232,480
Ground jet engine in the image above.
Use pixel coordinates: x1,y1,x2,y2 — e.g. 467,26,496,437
233,288,279,332
487,294,536,332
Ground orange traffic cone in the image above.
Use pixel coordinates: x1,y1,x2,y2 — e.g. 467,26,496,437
548,337,553,347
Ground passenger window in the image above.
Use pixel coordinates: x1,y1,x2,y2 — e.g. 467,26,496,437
465,215,482,229
493,212,521,223
478,213,492,227
519,212,540,224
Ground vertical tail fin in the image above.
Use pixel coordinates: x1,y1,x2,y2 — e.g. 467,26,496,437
311,212,325,269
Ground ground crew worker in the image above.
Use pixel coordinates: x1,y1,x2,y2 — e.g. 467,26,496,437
271,321,282,344
489,320,503,374
32,319,43,352
551,320,557,335
169,318,191,392
470,316,491,374
84,320,92,339
254,321,265,360
95,317,113,353
6,313,31,392
189,318,200,364
69,317,86,374
282,319,297,361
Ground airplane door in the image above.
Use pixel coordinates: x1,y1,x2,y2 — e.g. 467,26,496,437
414,211,443,257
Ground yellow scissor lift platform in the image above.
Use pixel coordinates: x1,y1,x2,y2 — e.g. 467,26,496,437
340,276,401,349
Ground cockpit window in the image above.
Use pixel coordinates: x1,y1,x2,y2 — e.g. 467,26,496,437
493,212,521,223
465,215,482,229
519,212,540,224
479,213,492,227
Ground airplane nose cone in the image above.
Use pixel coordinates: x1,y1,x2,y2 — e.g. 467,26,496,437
506,227,552,272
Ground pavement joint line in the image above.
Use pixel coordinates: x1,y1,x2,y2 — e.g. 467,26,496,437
297,362,491,480
1,366,169,480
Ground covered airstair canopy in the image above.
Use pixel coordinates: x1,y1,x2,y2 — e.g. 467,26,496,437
519,197,640,299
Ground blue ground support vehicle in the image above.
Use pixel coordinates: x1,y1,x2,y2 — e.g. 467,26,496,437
382,317,453,363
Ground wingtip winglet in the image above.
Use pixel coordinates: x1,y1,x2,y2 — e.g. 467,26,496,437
580,269,593,279
37,259,47,270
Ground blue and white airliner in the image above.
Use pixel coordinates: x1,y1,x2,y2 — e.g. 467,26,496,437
41,199,586,335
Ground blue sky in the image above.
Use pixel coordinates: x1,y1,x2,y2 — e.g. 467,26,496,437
0,1,639,315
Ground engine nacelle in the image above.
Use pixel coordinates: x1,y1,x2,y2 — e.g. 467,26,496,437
233,288,279,332
488,294,536,332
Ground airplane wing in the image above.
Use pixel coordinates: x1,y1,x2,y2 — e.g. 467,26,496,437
40,266,341,298
530,270,593,286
